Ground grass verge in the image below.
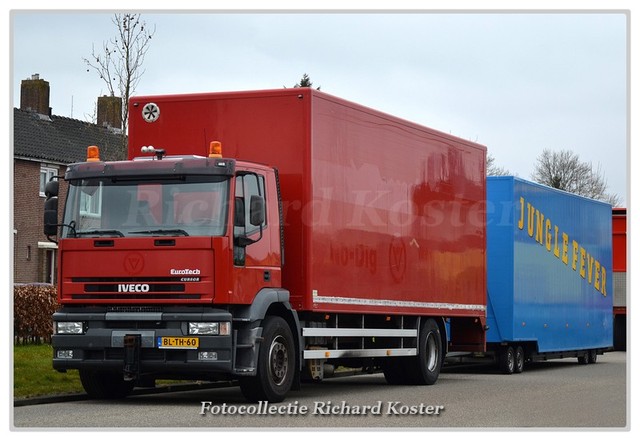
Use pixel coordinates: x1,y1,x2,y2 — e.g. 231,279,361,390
13,344,83,399
13,344,196,400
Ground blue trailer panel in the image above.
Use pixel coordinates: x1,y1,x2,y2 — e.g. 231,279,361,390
486,177,613,353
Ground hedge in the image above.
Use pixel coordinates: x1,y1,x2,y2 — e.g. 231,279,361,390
14,284,59,344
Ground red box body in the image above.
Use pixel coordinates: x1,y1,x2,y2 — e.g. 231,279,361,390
128,89,487,318
612,208,627,273
612,207,627,317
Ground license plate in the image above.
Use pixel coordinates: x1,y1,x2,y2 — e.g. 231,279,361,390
157,336,199,349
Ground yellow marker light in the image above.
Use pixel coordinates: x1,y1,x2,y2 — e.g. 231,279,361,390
86,146,101,162
208,141,223,158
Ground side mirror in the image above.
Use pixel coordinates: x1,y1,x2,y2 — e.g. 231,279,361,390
44,196,59,236
249,195,265,227
45,180,59,198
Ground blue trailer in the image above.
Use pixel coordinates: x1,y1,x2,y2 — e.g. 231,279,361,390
485,176,613,374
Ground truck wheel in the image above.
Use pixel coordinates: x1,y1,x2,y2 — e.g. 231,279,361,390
498,346,515,374
79,370,134,399
588,350,598,364
382,358,409,385
407,318,442,385
514,346,525,374
578,353,589,364
240,316,295,403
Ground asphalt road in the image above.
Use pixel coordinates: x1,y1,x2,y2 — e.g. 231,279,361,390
12,351,627,430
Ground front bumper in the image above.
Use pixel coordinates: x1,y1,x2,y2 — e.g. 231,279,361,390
52,306,234,379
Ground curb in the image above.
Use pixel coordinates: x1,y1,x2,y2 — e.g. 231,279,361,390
14,380,238,407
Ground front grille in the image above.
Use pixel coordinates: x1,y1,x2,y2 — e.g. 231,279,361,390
71,277,190,282
84,284,186,293
64,276,207,302
107,305,163,313
72,294,201,300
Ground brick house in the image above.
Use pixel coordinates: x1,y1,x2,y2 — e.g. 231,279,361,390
13,74,126,284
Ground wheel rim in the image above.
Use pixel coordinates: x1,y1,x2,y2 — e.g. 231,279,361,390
507,350,515,371
515,348,524,371
268,336,289,386
425,331,439,372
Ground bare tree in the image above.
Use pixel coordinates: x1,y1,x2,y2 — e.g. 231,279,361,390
487,153,511,176
83,14,155,148
531,149,621,206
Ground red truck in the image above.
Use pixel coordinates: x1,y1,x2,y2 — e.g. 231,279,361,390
44,89,487,402
612,207,627,350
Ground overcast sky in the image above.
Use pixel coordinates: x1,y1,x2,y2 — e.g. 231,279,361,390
10,9,629,205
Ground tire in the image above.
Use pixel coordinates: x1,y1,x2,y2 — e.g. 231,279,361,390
239,316,295,403
498,346,515,374
79,370,134,399
405,318,443,385
588,350,598,364
382,358,409,385
577,353,589,365
514,346,525,374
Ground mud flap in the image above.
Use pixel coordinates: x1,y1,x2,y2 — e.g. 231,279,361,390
449,316,487,352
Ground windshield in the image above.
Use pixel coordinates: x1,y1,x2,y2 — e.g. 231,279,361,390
62,176,230,238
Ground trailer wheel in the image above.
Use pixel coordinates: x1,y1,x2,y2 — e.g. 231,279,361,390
79,370,134,399
239,316,295,403
588,350,598,364
514,346,525,374
498,346,515,374
578,353,589,365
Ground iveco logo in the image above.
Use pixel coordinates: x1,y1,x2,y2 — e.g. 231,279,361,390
118,284,150,293
123,252,145,275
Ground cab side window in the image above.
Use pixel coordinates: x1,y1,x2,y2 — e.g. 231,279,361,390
234,173,266,266
235,174,266,235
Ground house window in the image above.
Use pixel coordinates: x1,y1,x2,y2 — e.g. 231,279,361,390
39,165,58,197
44,249,56,285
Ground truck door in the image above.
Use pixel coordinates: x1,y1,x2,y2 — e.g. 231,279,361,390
232,172,277,303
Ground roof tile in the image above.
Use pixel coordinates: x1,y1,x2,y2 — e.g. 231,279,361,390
14,108,127,163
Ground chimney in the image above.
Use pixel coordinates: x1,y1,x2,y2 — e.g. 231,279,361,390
97,95,123,130
20,73,51,115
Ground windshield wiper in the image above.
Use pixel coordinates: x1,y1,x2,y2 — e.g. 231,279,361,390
129,229,190,237
74,229,125,237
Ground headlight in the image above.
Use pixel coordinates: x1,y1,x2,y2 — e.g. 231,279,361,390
55,322,84,334
188,322,230,335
